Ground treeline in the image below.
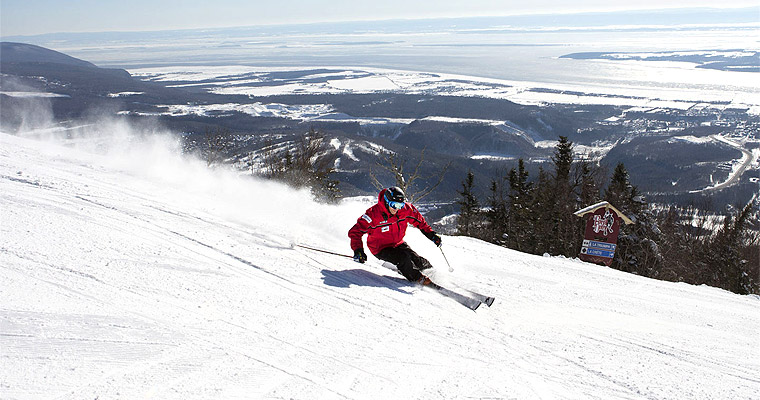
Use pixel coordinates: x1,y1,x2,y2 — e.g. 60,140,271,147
258,128,340,203
455,136,759,295
194,126,341,203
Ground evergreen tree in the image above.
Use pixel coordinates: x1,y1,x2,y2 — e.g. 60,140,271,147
658,203,759,295
531,167,553,254
605,163,637,215
456,171,480,237
552,136,573,184
578,160,601,208
485,176,509,245
467,151,759,295
615,196,662,275
602,162,663,275
575,159,603,253
550,136,576,256
506,159,534,251
703,204,755,294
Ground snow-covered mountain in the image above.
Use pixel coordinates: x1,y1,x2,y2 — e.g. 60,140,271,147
1,131,758,399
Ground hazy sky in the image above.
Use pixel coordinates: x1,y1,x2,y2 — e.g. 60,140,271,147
1,0,757,37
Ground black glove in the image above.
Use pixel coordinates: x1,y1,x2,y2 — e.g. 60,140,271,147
424,231,442,247
353,248,368,263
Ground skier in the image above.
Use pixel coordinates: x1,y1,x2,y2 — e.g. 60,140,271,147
348,186,442,284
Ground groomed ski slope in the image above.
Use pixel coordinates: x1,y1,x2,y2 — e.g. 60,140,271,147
1,131,759,400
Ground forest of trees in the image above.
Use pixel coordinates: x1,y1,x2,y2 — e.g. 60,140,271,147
455,136,760,295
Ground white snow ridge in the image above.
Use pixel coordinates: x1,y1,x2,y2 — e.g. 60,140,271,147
1,132,759,399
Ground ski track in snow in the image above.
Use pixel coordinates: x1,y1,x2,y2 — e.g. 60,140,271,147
1,132,759,399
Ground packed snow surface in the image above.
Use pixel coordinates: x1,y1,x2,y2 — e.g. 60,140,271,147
1,132,759,399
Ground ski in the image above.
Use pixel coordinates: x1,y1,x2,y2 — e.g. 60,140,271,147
425,282,481,311
447,285,495,307
421,267,495,307
380,261,490,310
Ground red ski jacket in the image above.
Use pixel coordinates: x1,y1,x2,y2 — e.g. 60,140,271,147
348,188,434,255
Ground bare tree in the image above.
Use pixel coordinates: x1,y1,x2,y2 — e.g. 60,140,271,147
259,137,283,177
369,148,450,203
205,127,233,167
257,128,340,203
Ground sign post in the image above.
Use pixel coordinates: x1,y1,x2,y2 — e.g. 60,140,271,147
574,202,633,266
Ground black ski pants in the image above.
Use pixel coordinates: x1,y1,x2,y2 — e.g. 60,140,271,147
375,242,432,282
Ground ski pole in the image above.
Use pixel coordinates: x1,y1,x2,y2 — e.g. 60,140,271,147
439,245,454,272
295,244,354,259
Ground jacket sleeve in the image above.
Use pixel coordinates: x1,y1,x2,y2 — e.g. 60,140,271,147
348,213,371,250
408,204,434,234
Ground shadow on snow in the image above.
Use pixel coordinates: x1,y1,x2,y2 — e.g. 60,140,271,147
321,268,411,294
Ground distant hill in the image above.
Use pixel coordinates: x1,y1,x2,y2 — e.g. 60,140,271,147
0,42,196,128
0,42,96,68
0,41,131,81
560,50,760,73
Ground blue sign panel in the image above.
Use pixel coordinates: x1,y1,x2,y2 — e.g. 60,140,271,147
581,247,615,258
582,240,617,251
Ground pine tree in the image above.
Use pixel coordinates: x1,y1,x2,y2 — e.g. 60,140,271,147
575,159,603,254
578,160,601,208
658,203,759,295
456,171,480,237
531,167,553,254
605,163,636,215
704,204,755,294
550,136,576,256
507,159,534,251
485,176,509,245
552,136,573,184
603,162,663,275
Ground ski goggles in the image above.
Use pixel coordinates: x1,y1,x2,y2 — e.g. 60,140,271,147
384,191,405,210
387,200,405,210
385,197,405,210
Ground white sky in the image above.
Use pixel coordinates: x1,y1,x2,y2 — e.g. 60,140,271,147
1,0,758,37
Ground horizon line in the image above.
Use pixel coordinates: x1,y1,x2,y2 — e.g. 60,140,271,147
2,5,757,39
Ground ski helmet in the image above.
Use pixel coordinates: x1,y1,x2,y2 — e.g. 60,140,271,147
384,186,406,210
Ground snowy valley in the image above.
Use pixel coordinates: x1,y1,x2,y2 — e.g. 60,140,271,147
1,131,758,399
2,40,759,206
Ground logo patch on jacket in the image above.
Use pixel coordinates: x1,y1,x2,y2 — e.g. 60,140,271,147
381,226,390,232
361,214,372,223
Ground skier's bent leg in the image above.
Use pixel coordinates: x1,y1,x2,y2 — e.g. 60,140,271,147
394,243,433,271
409,250,433,271
376,244,423,282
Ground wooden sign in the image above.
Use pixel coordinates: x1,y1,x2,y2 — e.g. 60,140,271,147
574,202,633,266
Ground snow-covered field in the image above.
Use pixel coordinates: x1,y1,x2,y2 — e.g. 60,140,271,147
0,91,70,98
130,65,760,114
149,102,335,120
2,131,759,399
